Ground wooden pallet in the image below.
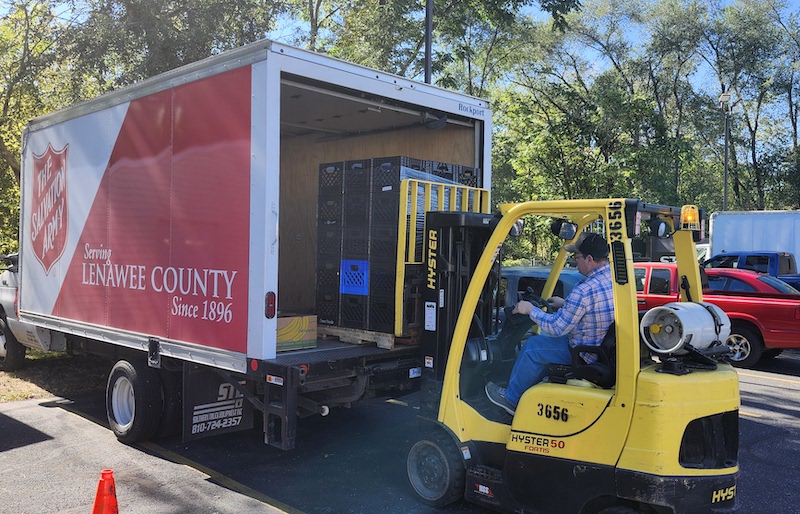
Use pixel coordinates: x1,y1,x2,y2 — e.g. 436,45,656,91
318,325,397,349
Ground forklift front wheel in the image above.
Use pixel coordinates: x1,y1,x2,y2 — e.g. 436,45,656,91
407,431,465,507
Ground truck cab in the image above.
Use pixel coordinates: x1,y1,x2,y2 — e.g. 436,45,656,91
407,199,739,514
703,250,797,275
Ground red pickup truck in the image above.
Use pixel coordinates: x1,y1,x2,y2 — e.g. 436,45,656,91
634,262,800,368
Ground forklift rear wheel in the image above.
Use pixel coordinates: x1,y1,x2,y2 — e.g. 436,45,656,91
107,359,162,444
407,431,465,507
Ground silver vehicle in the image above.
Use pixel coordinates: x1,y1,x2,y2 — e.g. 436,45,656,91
0,253,56,370
1,254,26,370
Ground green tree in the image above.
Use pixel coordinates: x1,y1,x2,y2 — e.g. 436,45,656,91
69,0,285,88
0,1,80,252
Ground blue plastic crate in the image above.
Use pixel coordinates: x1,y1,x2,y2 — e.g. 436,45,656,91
340,260,369,295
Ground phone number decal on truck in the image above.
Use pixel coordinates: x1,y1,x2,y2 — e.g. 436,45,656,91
185,372,254,441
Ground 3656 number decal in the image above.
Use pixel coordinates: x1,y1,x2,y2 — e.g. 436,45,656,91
538,403,569,422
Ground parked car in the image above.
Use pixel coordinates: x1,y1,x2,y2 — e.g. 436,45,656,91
704,267,800,295
775,273,800,291
634,262,800,367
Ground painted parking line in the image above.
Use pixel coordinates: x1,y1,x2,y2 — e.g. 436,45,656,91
738,372,800,386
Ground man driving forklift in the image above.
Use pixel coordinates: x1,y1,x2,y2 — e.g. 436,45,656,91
486,232,615,415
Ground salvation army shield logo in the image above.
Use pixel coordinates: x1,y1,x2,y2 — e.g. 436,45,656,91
30,143,68,275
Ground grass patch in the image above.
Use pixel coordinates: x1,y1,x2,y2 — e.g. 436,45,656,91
0,350,112,403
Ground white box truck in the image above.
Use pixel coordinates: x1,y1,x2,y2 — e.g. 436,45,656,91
706,210,800,278
708,210,800,258
16,40,491,449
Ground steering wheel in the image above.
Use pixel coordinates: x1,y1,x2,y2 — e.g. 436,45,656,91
519,287,549,313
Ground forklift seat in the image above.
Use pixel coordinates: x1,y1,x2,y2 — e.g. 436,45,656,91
548,323,616,389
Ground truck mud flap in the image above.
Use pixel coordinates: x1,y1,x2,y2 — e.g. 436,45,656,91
182,363,255,442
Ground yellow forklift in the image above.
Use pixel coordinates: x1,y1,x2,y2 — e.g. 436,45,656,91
407,199,739,514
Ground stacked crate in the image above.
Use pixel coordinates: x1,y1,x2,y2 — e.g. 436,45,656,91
340,159,371,329
316,156,481,334
369,156,428,333
316,162,344,327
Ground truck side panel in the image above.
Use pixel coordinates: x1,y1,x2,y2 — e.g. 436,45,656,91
21,67,253,355
709,210,800,258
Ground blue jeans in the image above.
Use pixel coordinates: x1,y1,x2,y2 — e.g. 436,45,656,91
504,333,571,406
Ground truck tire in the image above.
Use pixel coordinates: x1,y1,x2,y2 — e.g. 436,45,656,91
106,359,162,444
727,326,763,369
407,430,465,507
0,317,26,372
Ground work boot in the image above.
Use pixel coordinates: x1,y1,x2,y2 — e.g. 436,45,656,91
485,382,515,415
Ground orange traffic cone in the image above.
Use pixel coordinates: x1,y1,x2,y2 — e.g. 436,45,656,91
91,469,119,514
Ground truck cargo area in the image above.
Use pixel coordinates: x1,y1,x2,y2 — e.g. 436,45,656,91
16,41,491,450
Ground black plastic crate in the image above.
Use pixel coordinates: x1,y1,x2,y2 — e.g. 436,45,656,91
342,225,370,260
316,287,340,326
369,191,400,227
371,156,428,192
317,227,342,255
319,162,344,196
458,166,480,188
344,159,372,193
316,258,341,288
340,294,368,329
369,266,397,293
368,294,395,334
343,192,371,228
430,161,458,182
318,196,343,227
369,225,400,262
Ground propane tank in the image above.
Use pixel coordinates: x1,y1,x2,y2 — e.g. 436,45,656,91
640,302,731,355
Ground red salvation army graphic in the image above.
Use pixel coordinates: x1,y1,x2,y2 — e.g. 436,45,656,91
30,143,68,275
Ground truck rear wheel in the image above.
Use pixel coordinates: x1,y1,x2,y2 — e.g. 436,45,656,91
727,326,763,368
0,317,26,372
106,359,162,444
407,430,465,507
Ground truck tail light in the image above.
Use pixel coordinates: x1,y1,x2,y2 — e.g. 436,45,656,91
14,289,19,318
795,307,800,320
265,292,276,318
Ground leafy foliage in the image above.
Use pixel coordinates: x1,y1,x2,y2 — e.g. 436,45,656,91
1,0,800,260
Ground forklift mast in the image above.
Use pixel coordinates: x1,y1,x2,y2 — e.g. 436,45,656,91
419,211,498,420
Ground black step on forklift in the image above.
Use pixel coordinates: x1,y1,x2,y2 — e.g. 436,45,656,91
407,199,739,514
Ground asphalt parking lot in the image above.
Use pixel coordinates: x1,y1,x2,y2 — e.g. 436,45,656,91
2,350,800,513
0,397,287,514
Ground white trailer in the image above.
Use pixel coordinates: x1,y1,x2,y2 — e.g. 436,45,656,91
17,40,492,449
708,210,800,259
